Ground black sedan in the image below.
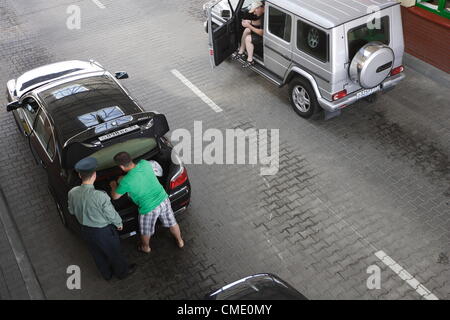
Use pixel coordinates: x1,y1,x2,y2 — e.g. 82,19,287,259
6,60,191,238
206,273,308,300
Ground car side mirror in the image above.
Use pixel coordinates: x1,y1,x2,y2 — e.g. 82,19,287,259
6,101,21,112
221,10,231,19
115,71,129,80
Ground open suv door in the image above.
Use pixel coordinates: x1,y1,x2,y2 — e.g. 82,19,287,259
206,0,243,67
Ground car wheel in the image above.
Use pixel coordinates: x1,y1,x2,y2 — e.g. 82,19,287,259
55,201,68,227
49,187,68,228
288,78,319,119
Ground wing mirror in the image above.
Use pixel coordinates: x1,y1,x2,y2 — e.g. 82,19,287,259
115,71,129,80
221,10,231,19
6,101,21,112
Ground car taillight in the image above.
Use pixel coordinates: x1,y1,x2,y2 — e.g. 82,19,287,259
209,49,214,56
332,90,347,101
390,66,404,76
170,167,188,190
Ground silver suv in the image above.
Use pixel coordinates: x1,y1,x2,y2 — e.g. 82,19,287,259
204,0,406,119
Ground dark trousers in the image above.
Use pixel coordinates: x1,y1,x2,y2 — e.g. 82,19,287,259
81,225,128,280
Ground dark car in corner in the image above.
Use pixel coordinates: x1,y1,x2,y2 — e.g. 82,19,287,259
206,273,308,300
6,60,191,238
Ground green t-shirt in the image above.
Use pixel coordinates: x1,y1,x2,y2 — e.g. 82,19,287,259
116,160,168,215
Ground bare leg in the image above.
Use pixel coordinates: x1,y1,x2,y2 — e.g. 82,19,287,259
140,235,151,253
169,224,184,248
239,28,251,54
245,35,255,62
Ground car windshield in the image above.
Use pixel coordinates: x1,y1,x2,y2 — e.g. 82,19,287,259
348,16,390,60
88,137,158,171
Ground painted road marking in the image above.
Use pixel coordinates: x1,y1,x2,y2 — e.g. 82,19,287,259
375,250,439,300
171,69,223,113
92,0,106,9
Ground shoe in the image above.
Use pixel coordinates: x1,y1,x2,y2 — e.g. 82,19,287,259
231,51,246,60
118,263,137,280
242,60,255,68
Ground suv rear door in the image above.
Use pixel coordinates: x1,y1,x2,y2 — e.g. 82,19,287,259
207,0,243,67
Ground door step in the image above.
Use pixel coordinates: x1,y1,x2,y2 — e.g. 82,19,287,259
235,57,284,87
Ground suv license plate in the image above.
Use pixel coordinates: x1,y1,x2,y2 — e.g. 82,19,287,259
356,86,380,99
98,125,140,142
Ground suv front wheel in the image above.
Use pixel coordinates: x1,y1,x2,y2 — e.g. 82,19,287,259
288,78,319,119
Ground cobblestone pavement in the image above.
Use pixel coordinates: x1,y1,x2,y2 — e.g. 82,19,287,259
0,0,449,299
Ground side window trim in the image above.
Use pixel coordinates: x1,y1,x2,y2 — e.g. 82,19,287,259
20,95,40,131
295,17,330,64
266,4,293,44
33,109,57,162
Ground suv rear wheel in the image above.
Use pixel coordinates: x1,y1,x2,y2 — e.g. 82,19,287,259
288,78,319,119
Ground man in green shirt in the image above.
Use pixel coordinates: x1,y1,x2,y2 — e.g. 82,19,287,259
109,152,184,254
68,157,136,280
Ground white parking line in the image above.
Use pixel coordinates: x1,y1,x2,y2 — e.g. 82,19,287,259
375,250,439,300
171,69,223,113
92,0,106,9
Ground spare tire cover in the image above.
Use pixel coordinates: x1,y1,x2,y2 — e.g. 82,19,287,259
349,41,394,89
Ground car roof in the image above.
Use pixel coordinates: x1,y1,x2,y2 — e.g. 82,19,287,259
268,0,399,29
37,74,142,145
15,60,104,97
207,273,308,300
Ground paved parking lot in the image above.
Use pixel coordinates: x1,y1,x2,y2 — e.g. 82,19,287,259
0,0,449,299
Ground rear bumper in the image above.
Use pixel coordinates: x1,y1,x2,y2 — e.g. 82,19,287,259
318,73,405,112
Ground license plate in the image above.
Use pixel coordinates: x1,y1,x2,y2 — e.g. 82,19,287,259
98,125,140,142
356,86,380,99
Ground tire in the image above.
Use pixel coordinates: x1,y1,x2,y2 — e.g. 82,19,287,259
49,186,68,228
288,77,320,119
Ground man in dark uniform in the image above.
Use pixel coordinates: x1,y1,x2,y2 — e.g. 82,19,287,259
68,157,137,280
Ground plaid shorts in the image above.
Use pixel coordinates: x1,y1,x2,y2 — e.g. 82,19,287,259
139,198,177,236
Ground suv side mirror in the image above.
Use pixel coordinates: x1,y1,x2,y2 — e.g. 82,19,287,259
115,71,129,80
221,10,231,19
6,101,21,112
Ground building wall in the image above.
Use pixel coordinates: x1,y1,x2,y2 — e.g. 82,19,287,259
401,6,450,73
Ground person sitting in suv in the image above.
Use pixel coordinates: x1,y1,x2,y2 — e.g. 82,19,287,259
231,1,265,68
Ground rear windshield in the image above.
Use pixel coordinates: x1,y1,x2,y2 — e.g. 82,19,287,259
89,137,157,171
348,16,390,61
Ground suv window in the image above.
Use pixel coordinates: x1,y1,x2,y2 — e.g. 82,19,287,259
34,111,56,159
268,6,292,42
297,21,329,62
348,16,390,61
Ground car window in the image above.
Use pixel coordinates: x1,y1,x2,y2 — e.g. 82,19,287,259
297,20,329,63
210,0,239,23
88,137,157,171
34,111,56,159
268,6,292,42
348,16,390,61
21,97,39,128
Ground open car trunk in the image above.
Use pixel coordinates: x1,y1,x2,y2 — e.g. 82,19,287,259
66,135,178,237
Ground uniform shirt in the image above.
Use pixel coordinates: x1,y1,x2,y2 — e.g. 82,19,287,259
116,160,168,215
68,184,122,228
